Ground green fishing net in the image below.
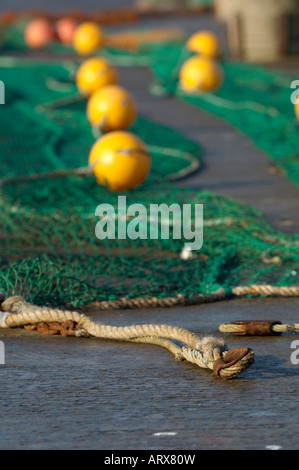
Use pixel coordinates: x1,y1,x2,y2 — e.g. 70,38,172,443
0,52,298,307
5,22,295,190
149,43,299,191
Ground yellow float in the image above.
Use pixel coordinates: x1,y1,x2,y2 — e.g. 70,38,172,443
179,56,223,93
87,85,137,132
88,131,151,191
76,57,119,97
186,30,221,58
73,21,104,56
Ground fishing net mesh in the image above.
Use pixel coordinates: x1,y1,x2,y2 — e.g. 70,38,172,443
0,28,298,308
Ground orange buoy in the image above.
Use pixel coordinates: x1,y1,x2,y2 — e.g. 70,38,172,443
76,57,119,97
88,131,151,191
24,18,55,49
87,85,137,132
56,17,78,45
179,56,223,93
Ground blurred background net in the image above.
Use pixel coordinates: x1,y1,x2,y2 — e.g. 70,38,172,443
0,33,298,308
4,16,298,188
149,43,299,191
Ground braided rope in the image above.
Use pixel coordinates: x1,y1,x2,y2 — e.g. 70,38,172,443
83,288,227,310
1,296,219,348
0,295,254,379
79,284,299,311
232,285,299,297
0,284,297,377
272,323,299,334
0,284,296,314
219,323,245,335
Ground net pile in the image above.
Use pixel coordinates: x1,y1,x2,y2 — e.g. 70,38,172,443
0,54,298,308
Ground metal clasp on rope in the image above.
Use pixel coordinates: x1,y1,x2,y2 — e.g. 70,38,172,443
219,320,299,336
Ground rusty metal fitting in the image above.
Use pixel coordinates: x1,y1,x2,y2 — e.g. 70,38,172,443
60,320,77,336
213,347,254,378
23,321,78,336
227,320,282,336
23,324,38,331
37,322,61,335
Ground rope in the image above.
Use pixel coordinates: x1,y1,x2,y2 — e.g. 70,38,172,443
81,288,228,310
0,285,297,314
72,284,299,311
148,145,201,181
180,90,280,117
0,167,93,189
231,285,299,297
0,146,201,187
272,323,299,334
219,323,246,335
35,93,85,113
0,295,254,379
152,79,281,119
